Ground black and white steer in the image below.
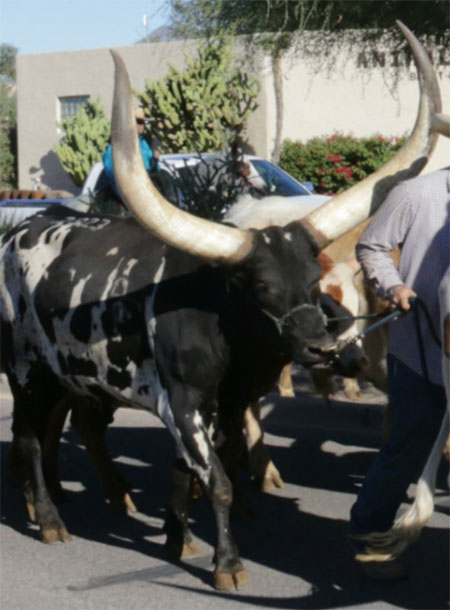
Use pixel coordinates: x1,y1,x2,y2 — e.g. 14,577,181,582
0,21,441,590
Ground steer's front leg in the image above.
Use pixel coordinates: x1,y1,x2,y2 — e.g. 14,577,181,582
207,451,248,590
164,458,201,559
165,406,248,591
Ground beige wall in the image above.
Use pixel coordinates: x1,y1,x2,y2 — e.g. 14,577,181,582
17,40,200,191
268,41,450,173
16,37,449,192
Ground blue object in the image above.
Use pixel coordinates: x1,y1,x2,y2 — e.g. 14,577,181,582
102,137,159,198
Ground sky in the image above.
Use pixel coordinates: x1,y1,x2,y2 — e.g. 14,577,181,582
0,0,171,56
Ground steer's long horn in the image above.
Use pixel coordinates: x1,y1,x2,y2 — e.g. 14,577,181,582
432,113,450,137
110,50,254,264
301,21,442,251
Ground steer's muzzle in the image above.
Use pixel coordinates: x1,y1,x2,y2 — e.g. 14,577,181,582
297,333,338,366
326,341,370,377
282,304,336,366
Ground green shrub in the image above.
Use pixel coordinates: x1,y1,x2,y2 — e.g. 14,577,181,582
279,133,407,195
55,98,110,187
0,127,15,188
135,37,260,153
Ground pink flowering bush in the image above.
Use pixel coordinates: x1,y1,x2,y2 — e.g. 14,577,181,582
279,133,406,195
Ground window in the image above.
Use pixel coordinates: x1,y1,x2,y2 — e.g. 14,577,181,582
59,96,89,120
251,159,310,197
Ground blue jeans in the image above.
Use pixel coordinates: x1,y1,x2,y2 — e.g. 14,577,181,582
350,354,446,535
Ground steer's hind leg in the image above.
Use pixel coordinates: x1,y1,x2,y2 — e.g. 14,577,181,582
20,430,72,543
8,368,71,543
69,398,136,514
42,396,71,501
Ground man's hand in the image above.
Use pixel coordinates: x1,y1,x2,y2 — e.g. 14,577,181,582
388,284,417,311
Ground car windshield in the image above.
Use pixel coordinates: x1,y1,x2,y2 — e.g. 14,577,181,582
250,160,310,197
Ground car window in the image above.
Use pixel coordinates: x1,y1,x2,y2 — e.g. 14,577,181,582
250,160,310,197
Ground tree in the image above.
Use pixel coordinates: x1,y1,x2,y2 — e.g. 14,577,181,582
0,44,18,188
0,124,15,188
54,99,110,187
135,36,260,152
0,44,17,81
169,0,449,162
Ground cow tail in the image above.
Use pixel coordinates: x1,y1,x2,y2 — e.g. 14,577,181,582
355,410,449,561
389,410,449,552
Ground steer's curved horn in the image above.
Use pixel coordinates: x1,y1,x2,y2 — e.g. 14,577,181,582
432,113,450,137
301,21,442,251
110,51,254,265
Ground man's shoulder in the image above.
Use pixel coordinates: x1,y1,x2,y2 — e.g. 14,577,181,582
404,166,450,190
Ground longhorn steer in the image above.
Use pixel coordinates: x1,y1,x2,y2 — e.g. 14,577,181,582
224,199,374,398
0,22,440,590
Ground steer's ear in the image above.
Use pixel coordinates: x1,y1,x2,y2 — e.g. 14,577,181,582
316,253,334,278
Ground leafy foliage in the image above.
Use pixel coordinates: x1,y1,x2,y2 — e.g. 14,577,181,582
0,44,17,80
0,126,16,188
0,45,17,188
279,133,407,195
135,37,260,152
55,99,110,187
158,151,267,220
170,1,449,164
170,0,449,46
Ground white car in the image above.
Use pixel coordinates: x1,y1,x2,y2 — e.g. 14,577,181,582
82,154,330,210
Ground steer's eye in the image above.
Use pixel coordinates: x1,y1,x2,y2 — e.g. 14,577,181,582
256,281,270,295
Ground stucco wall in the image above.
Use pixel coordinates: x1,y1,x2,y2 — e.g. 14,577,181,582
17,40,200,191
16,36,449,192
266,40,449,173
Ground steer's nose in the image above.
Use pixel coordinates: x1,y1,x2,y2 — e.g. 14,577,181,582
308,333,337,353
295,332,338,366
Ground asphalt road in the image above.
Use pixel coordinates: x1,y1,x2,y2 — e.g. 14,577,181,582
1,370,449,610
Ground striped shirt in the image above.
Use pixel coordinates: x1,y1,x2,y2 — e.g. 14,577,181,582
356,167,450,386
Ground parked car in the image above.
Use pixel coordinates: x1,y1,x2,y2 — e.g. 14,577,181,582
0,194,87,230
1,154,328,230
0,199,59,228
82,154,330,211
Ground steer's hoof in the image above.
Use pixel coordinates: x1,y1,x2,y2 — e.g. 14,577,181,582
278,385,295,398
260,462,285,491
165,538,202,559
41,526,72,544
214,566,249,590
123,493,137,513
109,492,137,514
181,541,202,558
26,500,36,523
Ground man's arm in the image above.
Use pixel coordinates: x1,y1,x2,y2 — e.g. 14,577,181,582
356,181,417,310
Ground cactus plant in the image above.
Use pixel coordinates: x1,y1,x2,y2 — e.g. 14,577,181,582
135,37,260,153
55,98,111,187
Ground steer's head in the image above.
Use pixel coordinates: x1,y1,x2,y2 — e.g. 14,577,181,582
317,254,370,377
228,222,335,365
108,21,442,365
